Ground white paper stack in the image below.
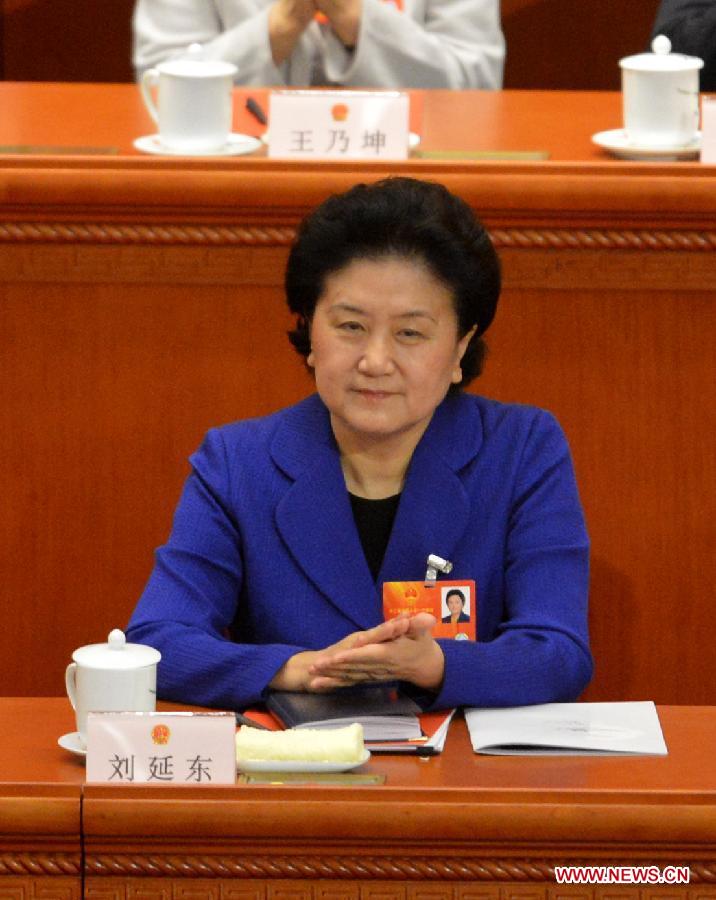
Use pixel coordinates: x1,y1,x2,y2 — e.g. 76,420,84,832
464,701,668,756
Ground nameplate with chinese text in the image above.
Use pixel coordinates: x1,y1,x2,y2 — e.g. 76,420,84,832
268,90,409,160
86,711,236,784
701,96,716,164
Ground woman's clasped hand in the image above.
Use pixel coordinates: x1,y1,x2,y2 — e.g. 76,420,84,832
273,612,444,692
269,0,361,62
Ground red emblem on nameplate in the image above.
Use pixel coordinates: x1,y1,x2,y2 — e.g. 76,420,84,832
151,724,171,745
331,103,349,122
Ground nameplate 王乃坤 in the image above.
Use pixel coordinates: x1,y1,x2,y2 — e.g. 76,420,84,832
85,711,236,784
268,90,409,160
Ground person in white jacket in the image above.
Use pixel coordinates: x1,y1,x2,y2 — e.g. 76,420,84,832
132,0,504,89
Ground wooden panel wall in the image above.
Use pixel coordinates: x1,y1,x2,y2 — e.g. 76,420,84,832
0,0,660,89
501,0,660,90
479,279,715,704
1,256,311,696
2,235,714,704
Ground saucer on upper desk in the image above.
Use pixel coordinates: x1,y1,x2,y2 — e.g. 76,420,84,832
592,128,701,160
58,732,86,758
134,133,261,157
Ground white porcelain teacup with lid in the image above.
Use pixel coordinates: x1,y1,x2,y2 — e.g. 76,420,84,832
65,629,161,748
619,35,703,147
140,53,238,152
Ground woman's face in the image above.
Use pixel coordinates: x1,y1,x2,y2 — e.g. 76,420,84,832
307,256,474,449
447,594,464,615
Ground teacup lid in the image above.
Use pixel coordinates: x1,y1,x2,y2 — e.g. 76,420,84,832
71,629,161,669
157,57,238,78
620,36,704,72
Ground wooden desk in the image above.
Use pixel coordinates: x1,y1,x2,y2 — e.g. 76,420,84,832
4,698,716,900
0,83,714,706
0,699,84,900
83,706,716,900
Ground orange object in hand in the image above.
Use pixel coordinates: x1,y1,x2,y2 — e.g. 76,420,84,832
314,0,402,24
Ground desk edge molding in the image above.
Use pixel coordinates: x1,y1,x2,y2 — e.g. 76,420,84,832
80,852,716,882
0,221,714,253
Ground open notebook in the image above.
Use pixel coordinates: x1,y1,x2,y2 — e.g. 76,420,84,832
266,686,423,741
464,701,668,756
240,686,455,754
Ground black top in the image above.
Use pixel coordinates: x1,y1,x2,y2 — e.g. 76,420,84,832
349,492,401,581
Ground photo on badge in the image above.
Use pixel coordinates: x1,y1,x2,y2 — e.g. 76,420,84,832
382,579,476,641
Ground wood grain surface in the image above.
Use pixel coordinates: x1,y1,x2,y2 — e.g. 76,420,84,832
2,699,716,899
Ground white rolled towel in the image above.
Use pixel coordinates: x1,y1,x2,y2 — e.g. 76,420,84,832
236,723,365,762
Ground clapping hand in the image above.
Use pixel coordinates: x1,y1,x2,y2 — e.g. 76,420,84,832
268,0,316,66
270,613,444,693
269,0,362,64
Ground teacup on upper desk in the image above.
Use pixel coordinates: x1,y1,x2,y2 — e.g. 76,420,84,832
140,57,237,153
592,35,704,159
620,35,703,148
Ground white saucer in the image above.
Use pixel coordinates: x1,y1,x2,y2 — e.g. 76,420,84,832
260,132,420,150
591,129,701,160
237,748,370,773
134,133,262,157
58,731,86,757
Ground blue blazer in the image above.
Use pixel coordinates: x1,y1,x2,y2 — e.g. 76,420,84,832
442,613,471,624
128,392,592,710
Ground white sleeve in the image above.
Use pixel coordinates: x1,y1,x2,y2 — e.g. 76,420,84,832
132,0,287,85
323,0,504,89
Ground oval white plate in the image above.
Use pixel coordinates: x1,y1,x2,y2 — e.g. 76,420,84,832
134,133,262,157
58,731,86,757
591,128,701,160
237,749,370,773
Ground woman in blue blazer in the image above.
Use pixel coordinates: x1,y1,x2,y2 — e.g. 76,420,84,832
442,589,471,624
127,177,592,711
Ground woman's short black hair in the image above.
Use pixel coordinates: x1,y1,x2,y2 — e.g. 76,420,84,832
285,176,501,389
445,588,467,606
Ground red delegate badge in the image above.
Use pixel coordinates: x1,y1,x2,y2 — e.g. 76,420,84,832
382,580,476,641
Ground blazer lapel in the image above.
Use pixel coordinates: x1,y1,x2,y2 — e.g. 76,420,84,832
271,397,379,630
379,393,484,583
270,393,484,627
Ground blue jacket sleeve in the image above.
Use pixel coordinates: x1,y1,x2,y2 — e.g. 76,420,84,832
126,429,305,708
428,410,593,709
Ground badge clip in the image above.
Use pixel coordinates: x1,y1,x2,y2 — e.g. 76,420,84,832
424,553,453,588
